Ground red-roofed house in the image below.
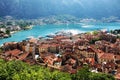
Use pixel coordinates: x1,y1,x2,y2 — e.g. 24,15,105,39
5,49,21,57
39,43,50,53
99,53,115,63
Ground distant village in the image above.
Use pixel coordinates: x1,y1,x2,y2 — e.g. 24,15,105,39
0,16,33,39
0,15,120,39
0,28,120,79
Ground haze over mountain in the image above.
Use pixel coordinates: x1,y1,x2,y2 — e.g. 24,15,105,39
0,0,120,19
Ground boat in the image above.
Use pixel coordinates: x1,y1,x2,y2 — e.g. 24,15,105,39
26,36,34,40
46,34,55,38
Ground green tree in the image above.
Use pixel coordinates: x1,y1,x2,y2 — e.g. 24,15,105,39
0,48,3,53
52,70,71,80
71,66,90,80
92,31,99,35
71,66,115,80
89,73,115,80
0,24,6,28
6,30,10,35
0,59,8,80
0,59,115,80
89,38,100,44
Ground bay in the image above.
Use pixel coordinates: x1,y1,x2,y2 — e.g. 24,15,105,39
0,23,120,45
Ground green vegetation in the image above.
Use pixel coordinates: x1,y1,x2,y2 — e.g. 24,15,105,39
17,22,32,30
89,38,101,44
18,22,31,27
86,32,91,34
0,24,6,28
117,35,120,39
6,30,10,35
6,22,13,26
71,66,115,80
111,29,120,34
0,48,3,53
0,59,115,80
92,31,99,35
111,29,120,39
0,59,71,80
19,22,28,28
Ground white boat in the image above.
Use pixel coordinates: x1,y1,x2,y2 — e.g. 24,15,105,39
26,36,34,40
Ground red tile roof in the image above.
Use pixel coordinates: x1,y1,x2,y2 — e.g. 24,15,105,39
115,73,120,79
86,58,95,65
115,55,120,60
5,49,21,56
99,53,114,60
29,38,38,43
18,52,29,60
54,36,68,40
39,44,50,48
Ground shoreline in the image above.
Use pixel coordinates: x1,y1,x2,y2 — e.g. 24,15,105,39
0,25,34,39
0,23,119,46
0,27,120,78
0,28,120,47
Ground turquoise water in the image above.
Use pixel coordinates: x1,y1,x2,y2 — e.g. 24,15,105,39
0,23,120,45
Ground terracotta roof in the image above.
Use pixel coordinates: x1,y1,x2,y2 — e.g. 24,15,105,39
97,52,104,58
49,43,59,47
77,39,89,43
18,52,29,60
55,57,62,62
29,38,38,43
39,44,50,48
115,55,120,60
5,49,21,56
99,53,114,60
86,58,95,65
41,52,55,58
86,47,95,52
42,53,62,65
44,57,54,65
115,73,120,79
54,36,68,40
117,68,120,73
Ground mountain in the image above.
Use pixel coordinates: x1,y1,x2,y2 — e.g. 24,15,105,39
0,0,120,19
